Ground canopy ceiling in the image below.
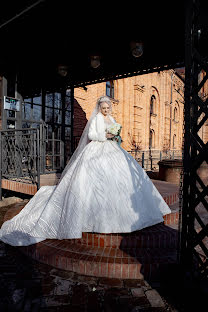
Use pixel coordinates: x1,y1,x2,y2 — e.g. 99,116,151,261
0,0,207,94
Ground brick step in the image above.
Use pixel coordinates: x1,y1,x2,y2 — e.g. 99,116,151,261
72,223,178,249
20,238,177,280
20,241,142,279
163,192,178,206
164,199,179,226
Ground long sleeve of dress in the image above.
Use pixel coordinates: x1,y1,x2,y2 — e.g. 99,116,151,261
88,114,107,142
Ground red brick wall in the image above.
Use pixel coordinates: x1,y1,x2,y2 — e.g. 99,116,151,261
73,71,185,152
73,99,87,138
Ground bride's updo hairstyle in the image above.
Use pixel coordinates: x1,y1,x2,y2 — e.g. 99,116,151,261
97,96,112,113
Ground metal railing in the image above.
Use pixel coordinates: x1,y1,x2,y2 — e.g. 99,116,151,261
39,123,64,174
128,149,183,170
0,128,40,199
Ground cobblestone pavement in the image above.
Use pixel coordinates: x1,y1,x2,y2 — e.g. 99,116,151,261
0,199,207,312
0,241,176,312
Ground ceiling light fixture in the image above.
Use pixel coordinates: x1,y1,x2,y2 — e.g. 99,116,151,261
57,64,68,77
90,55,101,69
130,41,144,58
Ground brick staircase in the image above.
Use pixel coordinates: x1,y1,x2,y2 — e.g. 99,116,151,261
19,222,178,281
3,179,180,281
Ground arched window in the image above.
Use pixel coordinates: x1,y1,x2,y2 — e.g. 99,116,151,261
106,81,114,98
173,107,178,121
150,95,156,114
149,129,155,149
173,134,176,149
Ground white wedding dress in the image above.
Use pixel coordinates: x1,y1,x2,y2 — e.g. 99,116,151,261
0,112,171,246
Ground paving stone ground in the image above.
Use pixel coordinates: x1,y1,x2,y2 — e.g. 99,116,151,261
0,198,207,311
0,240,174,312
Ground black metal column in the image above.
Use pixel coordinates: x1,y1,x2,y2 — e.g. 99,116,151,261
180,0,208,278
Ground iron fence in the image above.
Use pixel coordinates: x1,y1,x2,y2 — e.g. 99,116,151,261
128,149,183,170
0,128,40,199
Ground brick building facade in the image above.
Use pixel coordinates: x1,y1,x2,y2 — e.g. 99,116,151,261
73,69,186,153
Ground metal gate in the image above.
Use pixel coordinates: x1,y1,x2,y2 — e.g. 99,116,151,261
0,122,66,198
0,128,40,199
180,0,208,279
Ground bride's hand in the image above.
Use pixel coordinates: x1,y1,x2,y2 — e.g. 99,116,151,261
106,133,115,139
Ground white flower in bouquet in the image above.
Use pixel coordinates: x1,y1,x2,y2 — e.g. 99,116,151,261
107,123,122,136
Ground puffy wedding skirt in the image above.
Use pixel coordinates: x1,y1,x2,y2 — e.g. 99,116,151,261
0,140,171,246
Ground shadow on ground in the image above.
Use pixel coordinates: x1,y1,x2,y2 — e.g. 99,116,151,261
153,262,208,312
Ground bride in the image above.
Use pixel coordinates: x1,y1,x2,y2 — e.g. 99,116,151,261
0,96,171,246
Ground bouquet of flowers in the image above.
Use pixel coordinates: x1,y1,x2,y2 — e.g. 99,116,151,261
107,123,123,146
